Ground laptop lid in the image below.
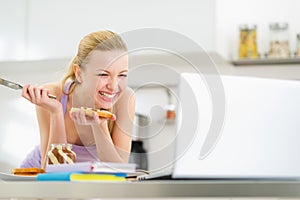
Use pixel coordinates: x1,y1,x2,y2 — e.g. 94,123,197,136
173,73,300,179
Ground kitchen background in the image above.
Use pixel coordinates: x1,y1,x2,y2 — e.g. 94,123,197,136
1,0,300,172
2,0,300,61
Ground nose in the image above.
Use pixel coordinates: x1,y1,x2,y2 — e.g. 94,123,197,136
107,77,119,91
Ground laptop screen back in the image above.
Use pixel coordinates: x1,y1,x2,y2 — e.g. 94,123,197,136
173,73,300,179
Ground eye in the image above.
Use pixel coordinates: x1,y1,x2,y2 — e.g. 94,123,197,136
97,73,109,77
119,74,128,78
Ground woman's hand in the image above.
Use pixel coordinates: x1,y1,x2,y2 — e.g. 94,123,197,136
21,84,61,113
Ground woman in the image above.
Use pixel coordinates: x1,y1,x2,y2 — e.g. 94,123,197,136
21,30,135,169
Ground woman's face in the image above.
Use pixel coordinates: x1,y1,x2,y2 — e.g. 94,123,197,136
79,50,128,109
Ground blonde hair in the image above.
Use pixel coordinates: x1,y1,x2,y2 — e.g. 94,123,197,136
61,30,127,132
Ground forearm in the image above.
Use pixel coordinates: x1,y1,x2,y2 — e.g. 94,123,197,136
91,123,128,163
48,107,67,145
42,108,67,167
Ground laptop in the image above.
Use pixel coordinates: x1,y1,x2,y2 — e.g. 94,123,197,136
139,73,300,180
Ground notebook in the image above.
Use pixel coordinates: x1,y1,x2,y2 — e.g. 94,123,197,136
139,73,300,180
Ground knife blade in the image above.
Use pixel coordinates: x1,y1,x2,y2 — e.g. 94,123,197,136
0,77,56,99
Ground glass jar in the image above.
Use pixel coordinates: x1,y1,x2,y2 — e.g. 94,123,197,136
165,104,176,120
238,24,258,59
268,22,290,58
47,144,76,165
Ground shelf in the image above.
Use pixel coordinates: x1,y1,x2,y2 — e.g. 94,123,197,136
232,57,300,66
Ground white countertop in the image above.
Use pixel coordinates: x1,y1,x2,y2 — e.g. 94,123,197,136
1,180,300,199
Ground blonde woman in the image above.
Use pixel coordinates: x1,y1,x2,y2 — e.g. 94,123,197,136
21,30,135,169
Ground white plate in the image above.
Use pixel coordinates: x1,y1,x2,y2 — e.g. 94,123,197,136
0,172,36,181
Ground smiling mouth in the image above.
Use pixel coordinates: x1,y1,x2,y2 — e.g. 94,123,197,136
99,91,117,99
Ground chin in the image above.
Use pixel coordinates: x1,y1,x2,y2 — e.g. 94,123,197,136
95,100,114,110
101,104,113,110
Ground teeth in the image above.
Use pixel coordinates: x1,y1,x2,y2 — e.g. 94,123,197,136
100,91,116,99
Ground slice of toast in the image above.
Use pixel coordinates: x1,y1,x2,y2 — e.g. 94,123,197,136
70,107,115,119
12,168,45,176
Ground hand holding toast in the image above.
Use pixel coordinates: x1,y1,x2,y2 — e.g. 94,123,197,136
69,107,116,125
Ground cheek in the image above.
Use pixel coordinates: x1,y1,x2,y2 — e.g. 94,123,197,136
118,79,128,90
96,78,107,86
94,76,110,87
84,77,101,91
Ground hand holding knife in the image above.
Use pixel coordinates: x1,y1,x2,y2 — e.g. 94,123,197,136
0,77,56,99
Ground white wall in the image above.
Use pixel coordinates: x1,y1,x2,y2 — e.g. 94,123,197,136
1,0,300,61
0,0,215,61
0,0,26,61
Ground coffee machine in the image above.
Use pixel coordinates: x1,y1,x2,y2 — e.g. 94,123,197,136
129,113,149,170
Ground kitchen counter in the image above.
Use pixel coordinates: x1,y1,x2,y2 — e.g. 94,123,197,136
1,52,300,88
127,52,300,88
1,180,300,199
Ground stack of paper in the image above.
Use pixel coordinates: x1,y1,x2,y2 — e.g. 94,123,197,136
37,172,127,181
38,161,136,181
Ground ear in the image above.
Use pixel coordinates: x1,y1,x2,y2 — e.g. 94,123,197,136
73,64,82,83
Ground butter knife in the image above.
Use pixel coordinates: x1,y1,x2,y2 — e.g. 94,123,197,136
0,77,56,99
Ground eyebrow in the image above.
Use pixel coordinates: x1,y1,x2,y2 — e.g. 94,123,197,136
96,68,128,73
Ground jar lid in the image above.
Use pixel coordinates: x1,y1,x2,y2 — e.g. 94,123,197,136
269,22,289,30
239,24,257,30
51,143,72,148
